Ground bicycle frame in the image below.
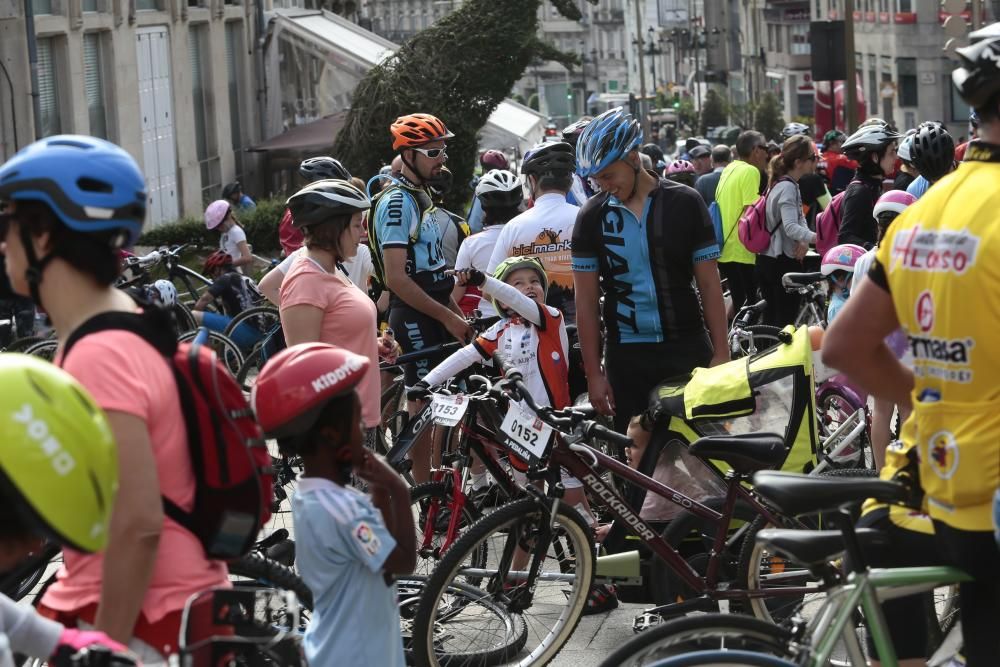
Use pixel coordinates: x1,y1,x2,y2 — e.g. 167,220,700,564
798,565,970,667
548,441,811,604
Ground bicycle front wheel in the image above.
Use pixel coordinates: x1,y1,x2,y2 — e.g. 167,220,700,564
642,650,797,667
598,613,795,667
178,329,245,376
409,481,485,579
412,497,595,667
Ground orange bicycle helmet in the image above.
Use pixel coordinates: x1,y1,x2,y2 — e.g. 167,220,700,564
390,113,454,150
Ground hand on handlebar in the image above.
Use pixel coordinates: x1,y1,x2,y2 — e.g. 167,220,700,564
447,268,486,288
406,380,431,402
443,312,473,344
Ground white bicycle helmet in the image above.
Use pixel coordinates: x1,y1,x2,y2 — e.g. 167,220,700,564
475,169,523,209
782,122,811,138
149,279,177,307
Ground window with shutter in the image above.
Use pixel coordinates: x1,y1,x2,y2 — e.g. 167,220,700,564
190,25,220,199
84,33,109,139
225,22,244,157
37,38,61,137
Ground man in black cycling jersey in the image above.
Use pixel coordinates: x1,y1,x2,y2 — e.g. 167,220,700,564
374,112,472,484
572,107,729,432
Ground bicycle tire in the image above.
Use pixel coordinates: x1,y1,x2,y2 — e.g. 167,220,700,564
228,552,313,610
223,306,280,341
236,345,265,393
816,385,873,471
172,302,198,334
23,339,58,361
409,481,485,579
3,335,49,354
649,496,760,612
730,324,783,358
399,575,528,666
643,649,797,667
412,497,594,667
738,468,877,624
598,613,795,667
177,329,245,376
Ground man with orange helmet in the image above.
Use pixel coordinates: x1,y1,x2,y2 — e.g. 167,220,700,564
373,113,473,484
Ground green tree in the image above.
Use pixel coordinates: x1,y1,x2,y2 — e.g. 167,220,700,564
699,89,728,136
677,98,698,133
334,0,592,210
753,92,785,142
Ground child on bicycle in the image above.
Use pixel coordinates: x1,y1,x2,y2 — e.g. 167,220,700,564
0,356,127,663
410,257,619,613
252,343,415,667
192,250,258,350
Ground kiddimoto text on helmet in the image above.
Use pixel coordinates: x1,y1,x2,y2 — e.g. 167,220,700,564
13,402,76,475
311,356,366,394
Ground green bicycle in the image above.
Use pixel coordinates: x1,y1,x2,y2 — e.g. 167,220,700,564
600,471,968,667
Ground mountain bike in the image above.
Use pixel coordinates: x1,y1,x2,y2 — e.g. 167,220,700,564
410,352,818,667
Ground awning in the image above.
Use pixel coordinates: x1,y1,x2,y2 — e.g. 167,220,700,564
265,9,546,154
248,112,348,153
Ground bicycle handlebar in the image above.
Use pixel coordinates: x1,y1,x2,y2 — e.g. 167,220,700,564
733,298,767,327
380,341,463,370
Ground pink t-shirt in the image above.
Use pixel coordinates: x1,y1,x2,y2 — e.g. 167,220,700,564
279,256,380,427
43,330,229,624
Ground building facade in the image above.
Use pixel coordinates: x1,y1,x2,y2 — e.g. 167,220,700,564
0,0,263,226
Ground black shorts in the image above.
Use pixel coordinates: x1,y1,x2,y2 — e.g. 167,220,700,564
389,304,451,386
606,335,712,433
856,510,943,659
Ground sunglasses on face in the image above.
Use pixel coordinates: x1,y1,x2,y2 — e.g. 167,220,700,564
413,146,447,160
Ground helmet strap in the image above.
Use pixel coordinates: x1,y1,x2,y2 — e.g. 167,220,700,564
19,223,54,310
400,151,426,186
627,160,641,202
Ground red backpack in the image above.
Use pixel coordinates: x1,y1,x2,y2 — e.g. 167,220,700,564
63,305,273,560
815,179,861,256
737,176,791,254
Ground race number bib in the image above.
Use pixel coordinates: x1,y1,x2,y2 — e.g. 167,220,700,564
431,394,469,426
500,403,554,463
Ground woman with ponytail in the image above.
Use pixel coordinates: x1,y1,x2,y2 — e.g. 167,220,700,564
755,134,818,326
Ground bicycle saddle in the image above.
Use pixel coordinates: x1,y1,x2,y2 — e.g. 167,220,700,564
755,528,889,566
689,433,786,473
752,471,908,517
781,271,824,288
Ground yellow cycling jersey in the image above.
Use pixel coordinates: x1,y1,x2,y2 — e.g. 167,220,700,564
861,434,933,536
873,142,1000,531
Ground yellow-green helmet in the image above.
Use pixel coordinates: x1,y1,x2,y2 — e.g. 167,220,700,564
0,355,117,553
491,256,548,314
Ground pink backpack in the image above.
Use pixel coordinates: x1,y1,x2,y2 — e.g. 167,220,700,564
737,177,791,254
815,179,861,256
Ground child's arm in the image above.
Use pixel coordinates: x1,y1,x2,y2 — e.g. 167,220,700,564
355,454,416,576
480,275,544,326
420,343,487,388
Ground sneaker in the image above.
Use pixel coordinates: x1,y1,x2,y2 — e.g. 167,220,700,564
581,583,618,616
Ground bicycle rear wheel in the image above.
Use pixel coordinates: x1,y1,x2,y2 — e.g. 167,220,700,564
412,497,594,667
640,649,797,667
598,613,795,667
178,329,244,376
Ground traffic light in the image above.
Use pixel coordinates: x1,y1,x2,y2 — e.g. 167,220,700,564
628,92,638,116
567,88,573,100
672,92,680,109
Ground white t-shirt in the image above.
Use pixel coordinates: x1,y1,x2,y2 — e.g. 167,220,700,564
221,224,248,274
487,193,579,324
275,246,371,292
454,225,505,318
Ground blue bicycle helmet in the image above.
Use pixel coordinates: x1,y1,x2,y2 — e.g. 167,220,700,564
575,107,643,178
0,135,147,247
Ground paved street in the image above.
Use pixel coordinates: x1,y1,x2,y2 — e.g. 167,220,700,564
549,601,645,667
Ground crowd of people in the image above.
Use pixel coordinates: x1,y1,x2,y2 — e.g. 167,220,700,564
0,20,997,667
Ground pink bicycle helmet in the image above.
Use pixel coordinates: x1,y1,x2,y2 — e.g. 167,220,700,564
479,149,509,171
204,200,231,230
665,159,696,175
821,244,867,275
873,190,917,219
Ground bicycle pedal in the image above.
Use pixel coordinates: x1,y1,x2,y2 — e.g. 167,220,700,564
632,611,663,634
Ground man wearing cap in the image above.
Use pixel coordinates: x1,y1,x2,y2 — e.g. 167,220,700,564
694,145,731,207
689,144,713,177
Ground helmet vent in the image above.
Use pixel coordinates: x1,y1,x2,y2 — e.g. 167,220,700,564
25,371,52,403
69,385,97,416
78,177,113,194
47,138,93,150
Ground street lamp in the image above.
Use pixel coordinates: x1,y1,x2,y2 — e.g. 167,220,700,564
646,27,663,96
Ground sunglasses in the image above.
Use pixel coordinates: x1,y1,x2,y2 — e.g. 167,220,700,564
413,146,447,160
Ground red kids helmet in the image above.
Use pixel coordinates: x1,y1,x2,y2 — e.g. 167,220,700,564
203,250,233,274
251,343,370,439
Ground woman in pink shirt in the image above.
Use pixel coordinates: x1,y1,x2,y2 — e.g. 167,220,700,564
0,135,228,662
279,179,395,429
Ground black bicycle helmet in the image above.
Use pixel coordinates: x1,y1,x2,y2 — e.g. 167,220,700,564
521,142,576,177
840,122,902,160
286,179,370,228
560,118,592,148
952,23,1000,111
910,121,955,183
299,156,352,183
639,143,665,167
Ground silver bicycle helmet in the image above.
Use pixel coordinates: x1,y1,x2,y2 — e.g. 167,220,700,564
475,169,523,209
286,179,370,227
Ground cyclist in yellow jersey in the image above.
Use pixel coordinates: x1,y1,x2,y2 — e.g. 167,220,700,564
824,24,1000,666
